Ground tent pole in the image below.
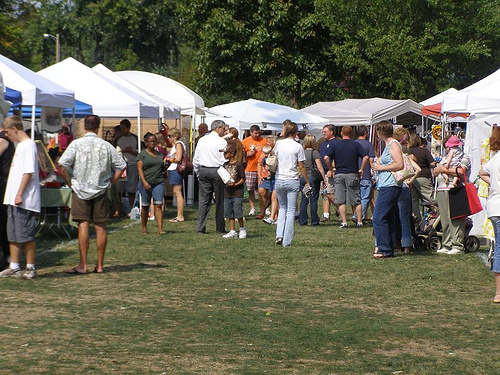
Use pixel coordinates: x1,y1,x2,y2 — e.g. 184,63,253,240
72,107,76,139
137,116,141,153
31,106,35,139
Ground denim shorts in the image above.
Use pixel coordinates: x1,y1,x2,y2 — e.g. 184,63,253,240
224,197,244,219
138,181,164,206
168,169,184,185
259,178,275,192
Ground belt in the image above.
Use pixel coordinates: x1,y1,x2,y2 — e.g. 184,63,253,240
200,166,219,169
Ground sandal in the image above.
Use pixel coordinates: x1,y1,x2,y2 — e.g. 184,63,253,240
169,217,184,223
493,294,500,303
373,253,392,259
66,266,86,275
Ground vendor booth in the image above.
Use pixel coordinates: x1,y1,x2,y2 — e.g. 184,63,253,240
0,53,75,137
207,98,329,133
301,98,423,128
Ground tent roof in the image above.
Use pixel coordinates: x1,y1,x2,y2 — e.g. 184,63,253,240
420,88,458,106
0,54,74,108
92,64,180,119
208,98,329,131
5,87,22,107
38,58,159,118
301,98,423,126
116,70,205,116
442,68,500,113
9,100,93,118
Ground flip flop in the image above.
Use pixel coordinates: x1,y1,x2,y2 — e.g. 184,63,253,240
373,253,391,259
92,267,104,274
169,218,184,223
66,266,86,275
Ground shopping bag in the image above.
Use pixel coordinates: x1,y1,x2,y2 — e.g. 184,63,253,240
449,182,470,219
465,180,482,216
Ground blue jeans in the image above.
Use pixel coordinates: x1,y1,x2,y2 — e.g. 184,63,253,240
275,179,300,247
397,184,413,248
359,179,372,220
299,174,320,226
373,186,402,256
490,217,500,273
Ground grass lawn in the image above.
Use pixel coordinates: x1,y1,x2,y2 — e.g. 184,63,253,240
0,205,498,374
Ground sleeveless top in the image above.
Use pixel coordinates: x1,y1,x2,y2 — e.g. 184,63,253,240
376,139,402,189
0,131,14,179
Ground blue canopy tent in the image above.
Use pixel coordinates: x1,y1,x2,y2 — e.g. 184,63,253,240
5,87,22,107
8,100,93,117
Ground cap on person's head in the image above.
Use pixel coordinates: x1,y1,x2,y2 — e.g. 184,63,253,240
445,135,463,148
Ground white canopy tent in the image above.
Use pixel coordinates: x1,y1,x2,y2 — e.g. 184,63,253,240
438,68,500,236
207,98,329,132
115,70,205,117
39,58,159,118
301,98,423,127
0,54,75,137
442,68,500,113
420,88,458,106
39,58,162,152
92,64,181,120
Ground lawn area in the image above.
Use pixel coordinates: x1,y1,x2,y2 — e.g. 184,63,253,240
0,205,498,374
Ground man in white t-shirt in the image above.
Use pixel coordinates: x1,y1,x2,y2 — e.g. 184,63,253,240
0,116,40,279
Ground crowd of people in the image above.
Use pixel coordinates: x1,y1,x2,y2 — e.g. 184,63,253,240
2,114,500,303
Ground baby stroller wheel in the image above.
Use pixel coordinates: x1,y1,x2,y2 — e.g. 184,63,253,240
414,235,427,251
428,236,442,252
464,236,480,252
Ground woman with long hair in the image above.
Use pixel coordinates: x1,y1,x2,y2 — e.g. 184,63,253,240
273,121,310,246
393,128,421,255
166,128,185,223
371,121,404,258
479,125,500,302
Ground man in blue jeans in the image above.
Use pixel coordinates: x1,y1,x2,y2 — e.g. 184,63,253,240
354,126,375,222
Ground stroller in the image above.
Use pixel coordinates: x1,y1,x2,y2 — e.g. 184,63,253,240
413,201,480,252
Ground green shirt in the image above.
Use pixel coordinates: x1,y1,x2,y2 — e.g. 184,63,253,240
137,150,165,184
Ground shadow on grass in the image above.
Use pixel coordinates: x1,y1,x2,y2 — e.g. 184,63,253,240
39,262,169,278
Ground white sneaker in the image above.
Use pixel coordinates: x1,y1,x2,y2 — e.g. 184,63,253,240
239,228,247,239
22,267,37,280
265,208,271,215
0,267,22,278
248,208,255,216
436,248,451,254
447,248,463,255
222,230,237,239
263,217,275,225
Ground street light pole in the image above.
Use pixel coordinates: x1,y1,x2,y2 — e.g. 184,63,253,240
55,33,60,63
43,33,60,63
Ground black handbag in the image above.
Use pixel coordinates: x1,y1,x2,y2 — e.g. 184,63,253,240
309,150,323,181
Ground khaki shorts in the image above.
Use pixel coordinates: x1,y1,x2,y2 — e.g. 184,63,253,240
72,191,109,223
325,176,335,194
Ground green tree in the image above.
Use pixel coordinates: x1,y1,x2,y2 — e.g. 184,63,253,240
180,0,340,107
316,0,500,101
